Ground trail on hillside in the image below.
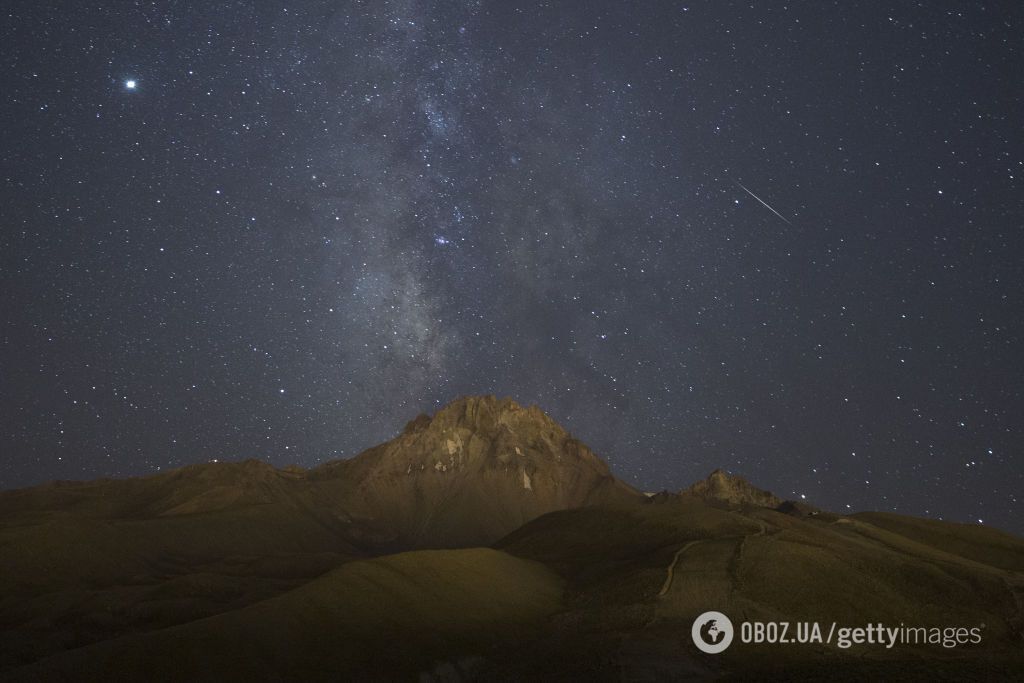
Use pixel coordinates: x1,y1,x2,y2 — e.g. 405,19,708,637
657,519,768,598
657,540,704,597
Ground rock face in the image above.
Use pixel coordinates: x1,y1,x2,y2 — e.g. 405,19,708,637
684,468,784,509
311,395,641,548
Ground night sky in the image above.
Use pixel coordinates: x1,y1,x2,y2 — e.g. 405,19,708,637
2,2,1022,533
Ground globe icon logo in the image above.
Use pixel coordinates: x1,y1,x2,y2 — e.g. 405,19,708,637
692,611,734,653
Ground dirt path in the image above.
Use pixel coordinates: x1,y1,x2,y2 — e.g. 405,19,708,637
657,540,703,597
657,520,767,599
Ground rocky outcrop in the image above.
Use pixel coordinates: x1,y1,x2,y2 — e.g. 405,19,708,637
310,395,641,548
684,469,784,509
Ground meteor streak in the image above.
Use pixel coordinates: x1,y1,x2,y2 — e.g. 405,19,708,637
733,179,792,225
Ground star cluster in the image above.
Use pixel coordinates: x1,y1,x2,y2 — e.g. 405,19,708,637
1,2,1021,532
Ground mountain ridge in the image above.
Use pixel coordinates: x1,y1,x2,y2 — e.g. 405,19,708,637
1,395,1022,679
0,395,642,549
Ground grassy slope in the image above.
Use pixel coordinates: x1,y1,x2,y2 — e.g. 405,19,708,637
851,511,1024,572
6,548,563,682
3,471,1023,680
490,499,1024,679
0,501,356,669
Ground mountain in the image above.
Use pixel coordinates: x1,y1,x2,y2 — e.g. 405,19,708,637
309,395,641,547
1,396,1023,680
682,468,785,509
0,396,638,669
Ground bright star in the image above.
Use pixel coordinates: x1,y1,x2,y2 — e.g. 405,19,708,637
125,80,137,90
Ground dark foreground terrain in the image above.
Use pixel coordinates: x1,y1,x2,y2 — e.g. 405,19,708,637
1,397,1022,680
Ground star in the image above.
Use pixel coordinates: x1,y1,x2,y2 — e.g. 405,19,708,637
0,1,1019,537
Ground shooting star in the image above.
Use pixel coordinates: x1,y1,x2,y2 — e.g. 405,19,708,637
733,179,792,225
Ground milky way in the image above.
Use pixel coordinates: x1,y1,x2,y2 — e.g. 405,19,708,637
1,2,1021,532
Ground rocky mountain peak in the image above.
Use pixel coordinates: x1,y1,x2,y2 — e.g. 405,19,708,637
422,395,555,433
322,395,637,547
685,469,783,509
386,395,590,473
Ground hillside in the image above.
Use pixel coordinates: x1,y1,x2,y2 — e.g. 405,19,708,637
491,497,1024,679
1,397,1022,679
4,549,563,682
0,396,636,668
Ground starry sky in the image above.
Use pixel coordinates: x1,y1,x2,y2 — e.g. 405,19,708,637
1,2,1022,533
